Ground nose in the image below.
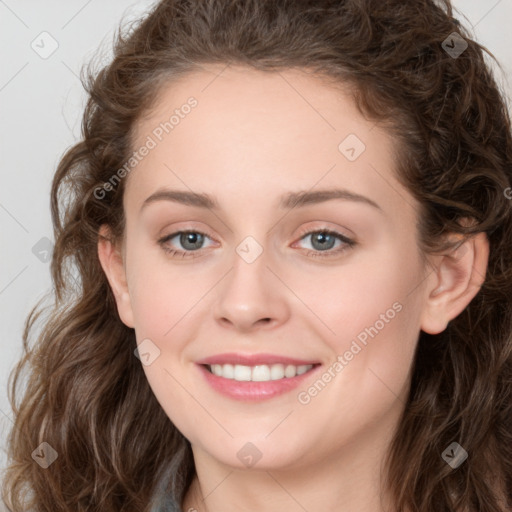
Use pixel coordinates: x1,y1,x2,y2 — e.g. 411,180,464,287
212,250,290,333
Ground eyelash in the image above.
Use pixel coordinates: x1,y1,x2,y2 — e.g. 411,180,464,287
158,228,356,260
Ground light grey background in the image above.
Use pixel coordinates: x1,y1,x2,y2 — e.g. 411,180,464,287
1,0,511,493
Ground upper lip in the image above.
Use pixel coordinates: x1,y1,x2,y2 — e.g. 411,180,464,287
196,353,321,366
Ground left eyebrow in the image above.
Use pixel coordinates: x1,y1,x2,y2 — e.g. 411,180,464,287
140,187,383,213
280,188,383,212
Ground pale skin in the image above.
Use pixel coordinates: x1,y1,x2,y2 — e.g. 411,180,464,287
97,64,489,512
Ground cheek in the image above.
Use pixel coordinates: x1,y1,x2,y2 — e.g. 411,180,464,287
127,247,202,341
310,248,424,399
311,247,423,340
294,269,422,442
128,256,204,433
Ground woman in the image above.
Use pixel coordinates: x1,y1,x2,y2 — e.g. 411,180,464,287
3,1,511,511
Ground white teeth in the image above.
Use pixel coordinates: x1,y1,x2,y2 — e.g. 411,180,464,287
252,365,270,381
234,365,252,381
270,364,285,380
296,365,310,375
207,363,314,381
222,363,234,379
284,364,296,378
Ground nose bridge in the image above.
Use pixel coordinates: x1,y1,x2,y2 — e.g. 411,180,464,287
212,232,287,330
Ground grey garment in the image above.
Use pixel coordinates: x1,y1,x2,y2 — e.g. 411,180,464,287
150,468,185,512
151,493,183,512
149,441,191,512
150,451,192,511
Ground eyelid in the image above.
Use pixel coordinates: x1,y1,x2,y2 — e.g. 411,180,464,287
294,224,355,243
158,224,356,259
158,228,217,249
157,220,217,242
292,226,356,257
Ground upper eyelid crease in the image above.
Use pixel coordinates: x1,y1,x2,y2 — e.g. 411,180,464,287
159,226,352,243
159,228,355,257
140,188,383,213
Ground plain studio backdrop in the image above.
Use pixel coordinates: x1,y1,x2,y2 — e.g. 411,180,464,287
0,0,511,499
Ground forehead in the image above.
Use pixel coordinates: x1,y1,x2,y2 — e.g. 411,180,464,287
131,64,370,152
126,64,414,219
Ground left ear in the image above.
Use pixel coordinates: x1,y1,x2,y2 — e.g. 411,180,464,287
420,223,489,335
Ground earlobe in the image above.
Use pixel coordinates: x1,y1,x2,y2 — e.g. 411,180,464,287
420,231,489,335
97,224,135,328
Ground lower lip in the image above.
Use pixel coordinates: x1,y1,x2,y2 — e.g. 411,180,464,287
196,364,322,402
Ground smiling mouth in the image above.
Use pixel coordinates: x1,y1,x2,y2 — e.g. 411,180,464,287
203,363,320,382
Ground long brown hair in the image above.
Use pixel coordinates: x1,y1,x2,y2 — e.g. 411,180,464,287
3,1,512,510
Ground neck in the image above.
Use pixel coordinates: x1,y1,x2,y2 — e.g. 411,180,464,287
182,416,398,512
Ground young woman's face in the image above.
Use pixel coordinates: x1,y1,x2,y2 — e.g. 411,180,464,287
116,65,433,471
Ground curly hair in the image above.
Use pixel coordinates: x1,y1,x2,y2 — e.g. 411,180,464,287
2,0,512,511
